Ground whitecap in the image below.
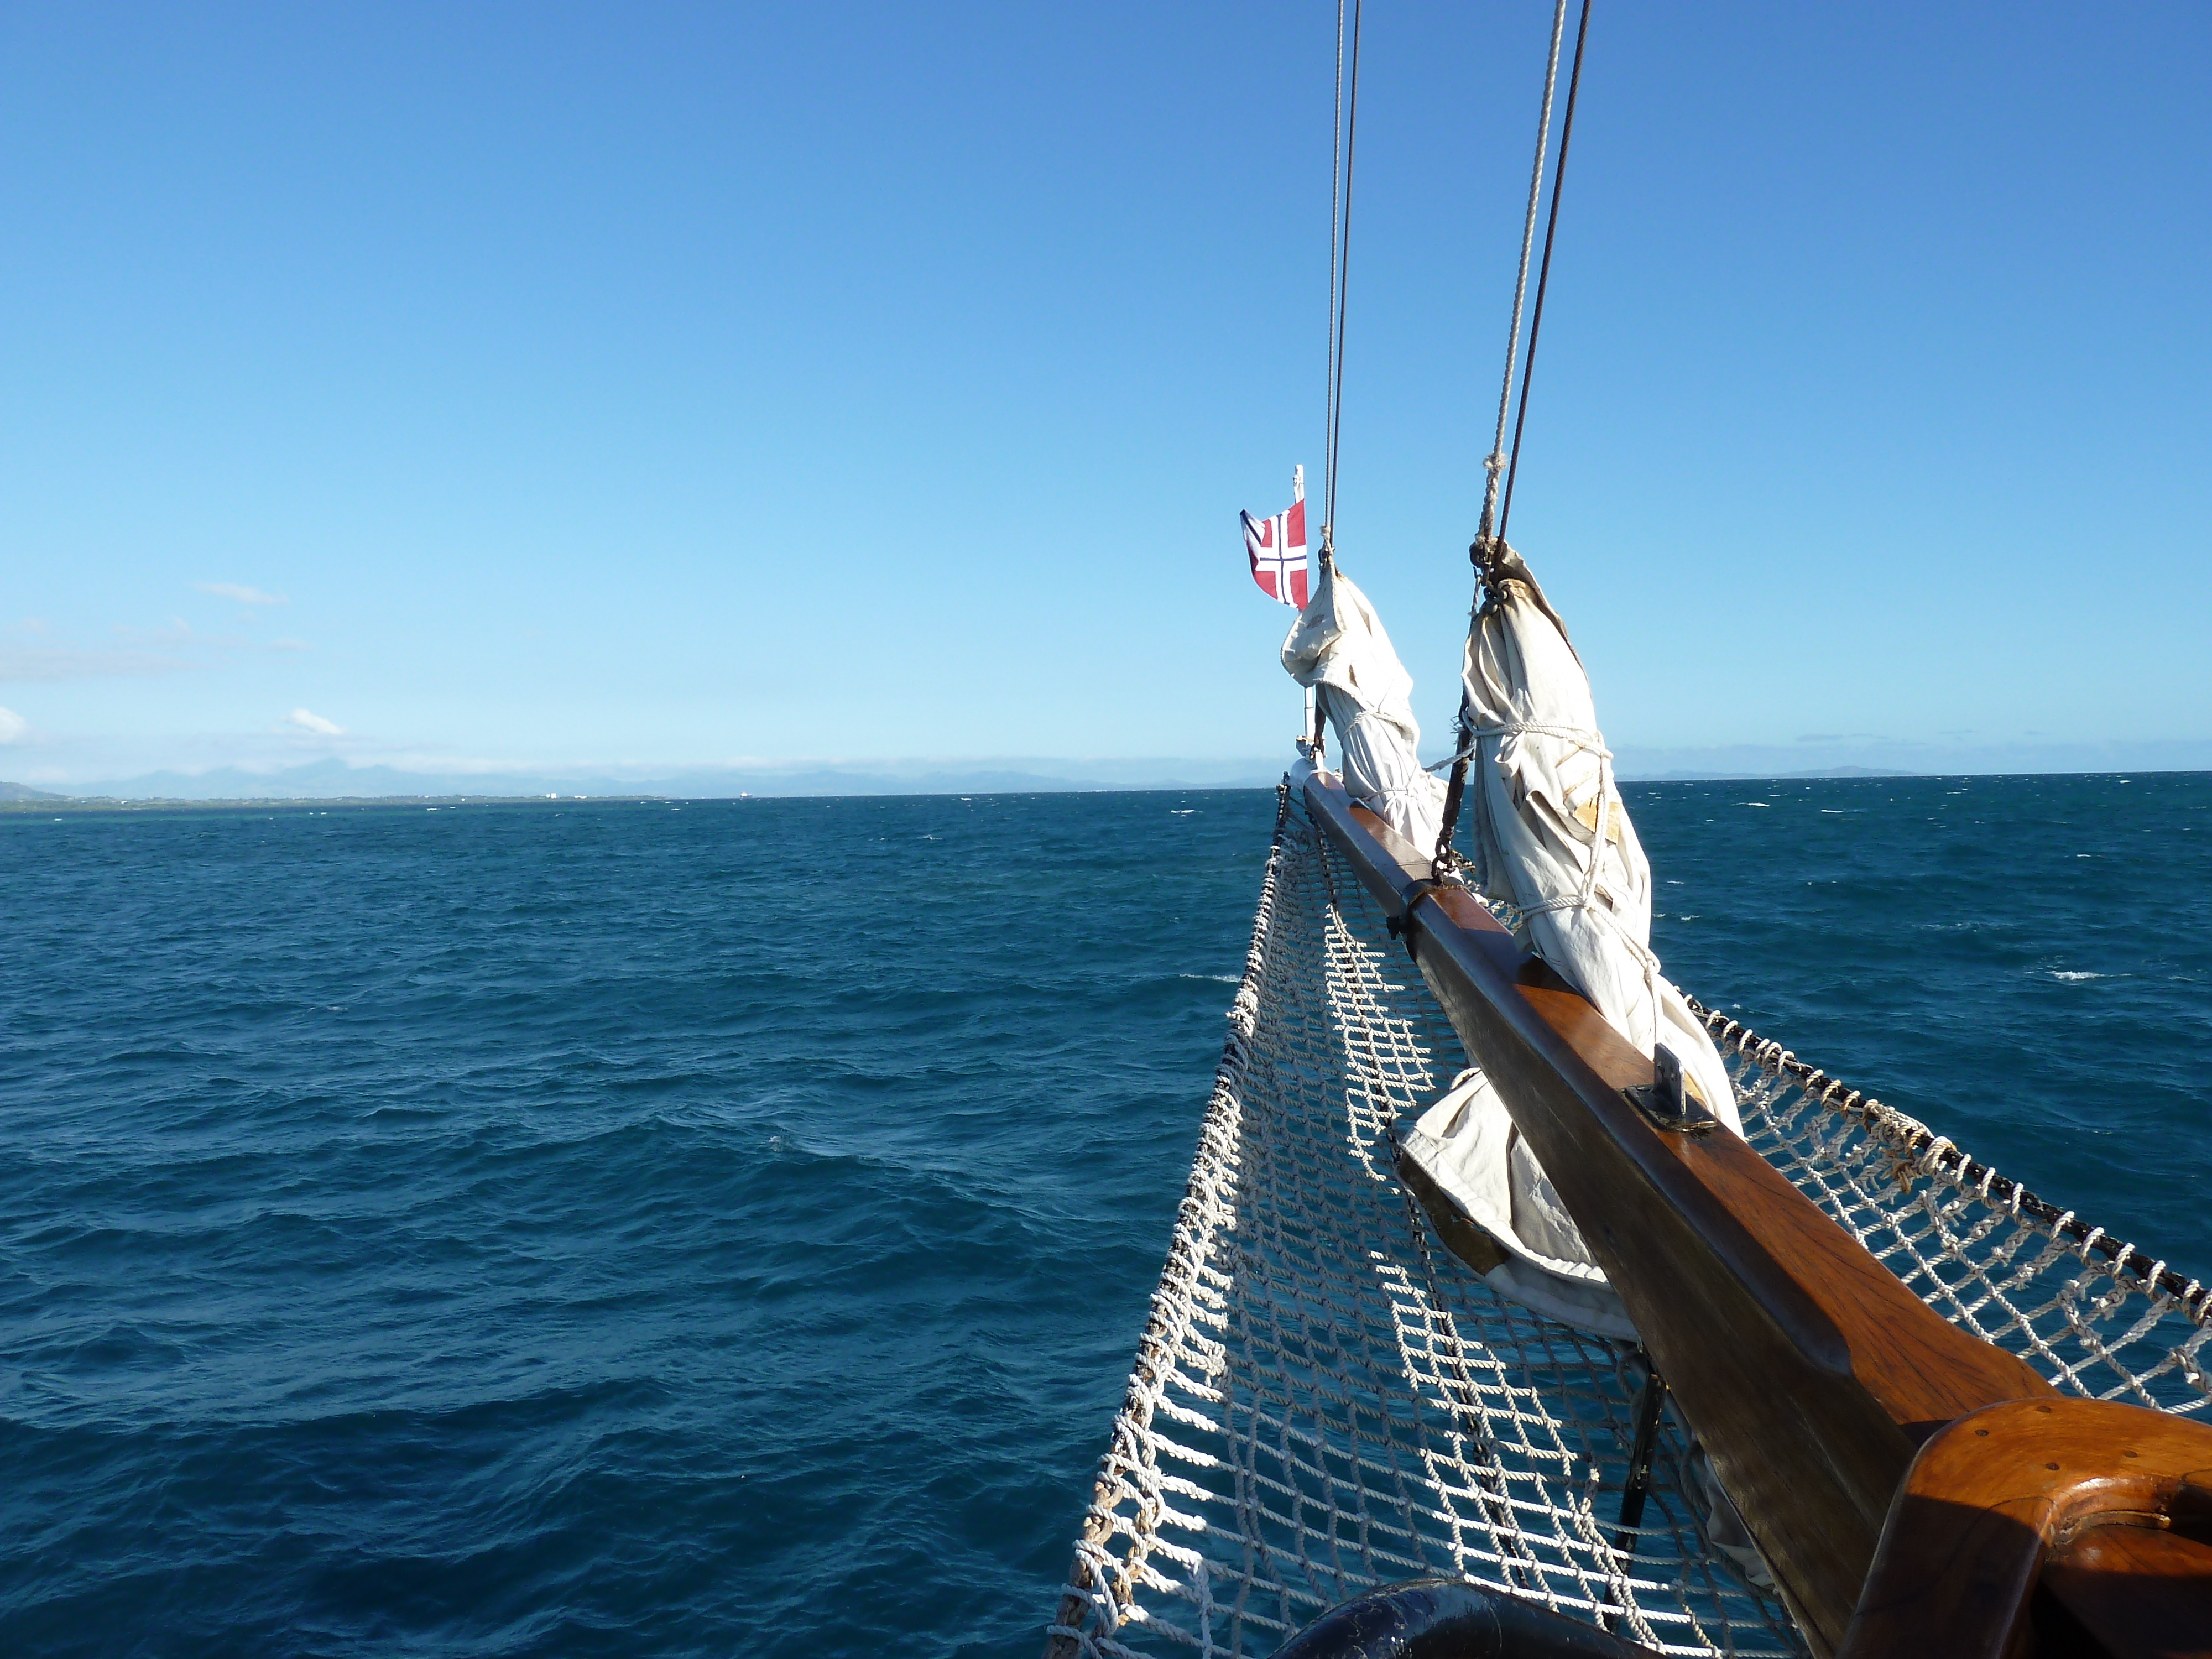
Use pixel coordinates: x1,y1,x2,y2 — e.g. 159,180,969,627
2049,970,2103,982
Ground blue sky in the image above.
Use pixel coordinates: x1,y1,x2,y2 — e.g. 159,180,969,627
3,1,2207,785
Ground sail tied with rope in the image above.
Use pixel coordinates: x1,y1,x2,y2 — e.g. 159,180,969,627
1279,558,1444,854
1399,546,1747,1337
1058,2,2212,1651
1045,765,2212,1656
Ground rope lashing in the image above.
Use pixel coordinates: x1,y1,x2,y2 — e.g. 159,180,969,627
1424,720,1611,773
1384,877,1453,947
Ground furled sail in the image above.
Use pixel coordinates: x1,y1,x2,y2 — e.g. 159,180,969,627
1279,559,1446,852
1451,544,1736,1124
1047,779,2212,1656
1400,543,1741,1333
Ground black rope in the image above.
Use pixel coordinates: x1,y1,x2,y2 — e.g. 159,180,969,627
1431,0,1593,875
1321,0,1363,567
1603,1348,1668,1635
1498,0,1591,544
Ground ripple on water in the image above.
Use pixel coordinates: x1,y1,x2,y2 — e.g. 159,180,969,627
4,778,2210,1656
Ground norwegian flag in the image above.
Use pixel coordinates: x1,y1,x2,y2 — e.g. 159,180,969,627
1241,466,1310,608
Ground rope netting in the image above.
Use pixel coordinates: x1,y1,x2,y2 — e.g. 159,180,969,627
1047,787,2212,1658
1704,1010,2212,1420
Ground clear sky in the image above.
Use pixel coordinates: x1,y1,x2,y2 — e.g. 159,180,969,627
3,2,2208,785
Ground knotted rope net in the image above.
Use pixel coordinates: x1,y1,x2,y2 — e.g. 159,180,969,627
1046,787,2212,1658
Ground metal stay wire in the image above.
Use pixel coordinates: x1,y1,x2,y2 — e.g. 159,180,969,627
1321,0,1364,571
1433,0,1593,874
1498,0,1593,546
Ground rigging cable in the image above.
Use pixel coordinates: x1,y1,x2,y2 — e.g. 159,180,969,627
1323,0,1344,553
1307,0,1354,760
1499,0,1592,544
1321,0,1364,568
1432,0,1593,873
1474,0,1570,547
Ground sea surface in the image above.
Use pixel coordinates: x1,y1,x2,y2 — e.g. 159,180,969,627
3,775,2208,1656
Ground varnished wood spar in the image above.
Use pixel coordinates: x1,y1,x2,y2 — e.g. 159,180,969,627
1839,1397,2212,1659
1300,768,2053,1656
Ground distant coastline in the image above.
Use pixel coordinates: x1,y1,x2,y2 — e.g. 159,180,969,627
6,758,2208,808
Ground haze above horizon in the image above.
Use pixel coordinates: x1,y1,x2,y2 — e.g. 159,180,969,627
4,2,2206,788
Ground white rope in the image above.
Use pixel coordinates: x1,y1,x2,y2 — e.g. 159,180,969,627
1048,790,2212,1657
1430,717,1648,1002
1048,794,1805,1657
1425,721,1610,773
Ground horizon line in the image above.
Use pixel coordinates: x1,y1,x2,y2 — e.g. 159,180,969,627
8,762,2211,807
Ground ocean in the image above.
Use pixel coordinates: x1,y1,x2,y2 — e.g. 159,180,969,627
3,775,2207,1656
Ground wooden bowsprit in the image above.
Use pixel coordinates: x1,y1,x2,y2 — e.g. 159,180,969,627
1301,765,2212,1658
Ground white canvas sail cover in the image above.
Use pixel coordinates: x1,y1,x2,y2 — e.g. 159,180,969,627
1401,546,1741,1334
1279,559,1447,852
1404,1065,1641,1338
1452,548,1737,1124
1276,547,1738,1332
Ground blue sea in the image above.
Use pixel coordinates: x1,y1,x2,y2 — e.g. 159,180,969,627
3,775,2208,1656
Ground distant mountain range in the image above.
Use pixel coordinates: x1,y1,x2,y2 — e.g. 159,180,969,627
1611,738,2212,780
1635,765,1916,781
5,751,2203,803
13,757,1295,802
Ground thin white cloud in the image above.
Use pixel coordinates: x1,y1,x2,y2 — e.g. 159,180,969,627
196,582,288,606
0,646,192,682
0,706,27,744
270,638,310,651
287,707,345,735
